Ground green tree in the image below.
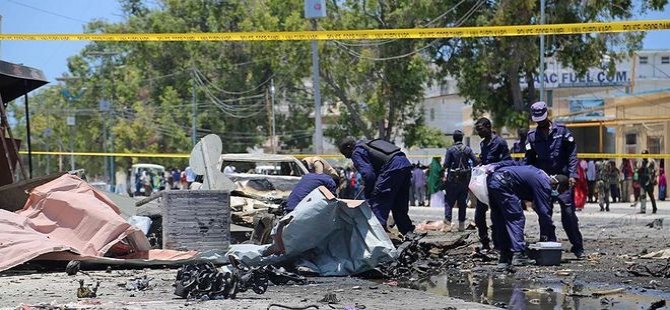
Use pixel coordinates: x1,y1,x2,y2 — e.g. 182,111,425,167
437,0,668,128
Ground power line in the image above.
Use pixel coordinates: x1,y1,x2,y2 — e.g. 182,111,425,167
331,0,485,61
333,0,469,48
6,0,88,23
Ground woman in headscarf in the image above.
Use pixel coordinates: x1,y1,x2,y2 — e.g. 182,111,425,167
427,157,444,209
574,159,588,210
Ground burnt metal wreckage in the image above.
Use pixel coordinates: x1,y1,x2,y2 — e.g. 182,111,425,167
173,256,307,301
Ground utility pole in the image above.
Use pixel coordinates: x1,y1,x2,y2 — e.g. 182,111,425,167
56,76,81,172
305,0,326,154
86,51,117,188
539,0,546,102
270,78,276,153
192,68,197,147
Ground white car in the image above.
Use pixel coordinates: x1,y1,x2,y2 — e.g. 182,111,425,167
218,154,308,196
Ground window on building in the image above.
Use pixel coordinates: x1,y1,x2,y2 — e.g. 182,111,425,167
430,108,435,121
546,90,553,107
662,56,670,64
639,56,648,64
648,136,663,154
625,133,637,154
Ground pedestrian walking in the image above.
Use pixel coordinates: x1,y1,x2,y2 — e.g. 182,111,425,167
443,130,477,232
338,137,416,237
474,117,511,251
608,160,621,203
525,101,585,259
427,157,444,209
620,159,634,203
659,168,667,201
596,160,610,212
575,159,588,210
586,160,596,203
412,164,427,206
631,150,658,213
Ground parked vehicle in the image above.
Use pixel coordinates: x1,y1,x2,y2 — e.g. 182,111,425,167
128,163,166,196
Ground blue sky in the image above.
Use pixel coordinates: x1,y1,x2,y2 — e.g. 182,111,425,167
1,0,669,82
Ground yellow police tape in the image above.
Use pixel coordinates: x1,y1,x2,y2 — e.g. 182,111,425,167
2,20,669,41
18,151,670,160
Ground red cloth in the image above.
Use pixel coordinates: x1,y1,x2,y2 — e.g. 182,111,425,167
574,163,588,209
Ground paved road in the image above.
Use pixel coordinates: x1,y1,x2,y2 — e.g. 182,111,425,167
409,199,670,243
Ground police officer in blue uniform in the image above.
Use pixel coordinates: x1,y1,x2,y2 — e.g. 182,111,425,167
285,173,338,212
474,117,511,250
487,160,567,267
443,130,477,231
511,128,528,155
525,101,585,259
338,137,415,236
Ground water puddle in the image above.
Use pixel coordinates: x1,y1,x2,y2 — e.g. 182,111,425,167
406,271,669,309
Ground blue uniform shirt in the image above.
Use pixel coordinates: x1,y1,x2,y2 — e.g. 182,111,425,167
351,141,409,197
525,122,578,179
444,142,477,170
489,161,550,202
286,173,336,211
479,134,511,165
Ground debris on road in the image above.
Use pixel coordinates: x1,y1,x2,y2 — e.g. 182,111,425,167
123,275,153,291
645,218,664,229
628,260,670,278
591,287,625,297
76,279,100,298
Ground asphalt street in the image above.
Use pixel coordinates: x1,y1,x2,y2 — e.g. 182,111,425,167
409,199,670,243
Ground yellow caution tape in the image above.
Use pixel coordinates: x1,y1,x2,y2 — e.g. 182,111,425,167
19,151,670,160
2,20,669,41
21,151,190,158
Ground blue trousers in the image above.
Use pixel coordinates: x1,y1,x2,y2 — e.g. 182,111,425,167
444,183,468,222
367,166,415,235
553,188,584,253
474,201,490,247
488,176,526,253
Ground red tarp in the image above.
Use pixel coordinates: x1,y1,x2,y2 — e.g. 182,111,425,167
0,174,197,272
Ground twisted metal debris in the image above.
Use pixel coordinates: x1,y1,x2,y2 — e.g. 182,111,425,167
174,256,306,300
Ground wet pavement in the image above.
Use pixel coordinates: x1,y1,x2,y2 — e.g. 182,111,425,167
413,270,670,309
407,200,670,309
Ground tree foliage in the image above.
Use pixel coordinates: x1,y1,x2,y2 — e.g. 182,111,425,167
437,0,668,128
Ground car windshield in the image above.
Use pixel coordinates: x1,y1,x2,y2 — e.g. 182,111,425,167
221,160,304,177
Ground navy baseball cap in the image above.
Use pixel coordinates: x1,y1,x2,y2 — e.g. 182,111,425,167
531,101,548,122
453,129,464,136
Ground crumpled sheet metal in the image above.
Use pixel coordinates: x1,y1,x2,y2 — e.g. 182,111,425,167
227,187,397,276
0,174,200,272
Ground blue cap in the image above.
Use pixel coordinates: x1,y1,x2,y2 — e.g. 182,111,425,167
531,101,548,122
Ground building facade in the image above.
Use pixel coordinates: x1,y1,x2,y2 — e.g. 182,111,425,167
422,49,670,155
